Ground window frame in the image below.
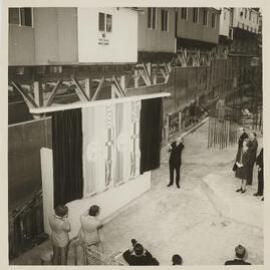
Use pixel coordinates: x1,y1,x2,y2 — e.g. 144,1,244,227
161,9,169,32
181,8,188,20
147,7,157,30
98,12,113,33
192,8,199,23
211,12,216,28
203,8,208,26
9,7,33,27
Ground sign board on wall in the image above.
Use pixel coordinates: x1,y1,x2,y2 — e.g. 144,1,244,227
98,33,109,45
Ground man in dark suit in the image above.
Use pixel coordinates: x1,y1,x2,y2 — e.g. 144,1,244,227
123,239,159,266
247,132,258,185
168,136,184,188
254,148,263,197
224,245,251,265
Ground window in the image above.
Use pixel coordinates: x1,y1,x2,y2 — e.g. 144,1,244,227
147,8,156,29
9,8,32,26
211,13,216,28
249,10,252,20
224,10,226,20
98,12,112,32
99,13,105,31
181,8,187,20
245,8,247,18
192,8,198,23
106,14,112,32
161,9,169,31
203,8,208,25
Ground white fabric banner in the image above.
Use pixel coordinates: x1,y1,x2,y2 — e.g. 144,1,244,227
82,101,141,197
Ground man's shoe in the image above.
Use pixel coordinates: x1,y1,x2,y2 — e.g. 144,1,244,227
167,183,173,187
241,189,246,194
236,188,242,192
262,197,264,201
176,185,180,189
253,193,259,196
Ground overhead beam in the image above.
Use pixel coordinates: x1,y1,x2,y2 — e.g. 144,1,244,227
30,92,171,114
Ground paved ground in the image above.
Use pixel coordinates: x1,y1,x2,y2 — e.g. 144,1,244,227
10,121,263,265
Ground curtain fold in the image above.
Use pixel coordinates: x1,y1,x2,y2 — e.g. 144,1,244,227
140,98,163,174
52,109,83,207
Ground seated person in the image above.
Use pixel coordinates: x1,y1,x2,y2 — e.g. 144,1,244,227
224,245,251,265
123,239,159,266
172,254,183,265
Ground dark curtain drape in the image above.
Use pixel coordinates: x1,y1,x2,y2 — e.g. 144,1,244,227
52,109,83,207
140,98,163,174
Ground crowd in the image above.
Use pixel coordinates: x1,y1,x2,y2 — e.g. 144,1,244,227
233,127,263,200
48,202,253,266
47,126,262,266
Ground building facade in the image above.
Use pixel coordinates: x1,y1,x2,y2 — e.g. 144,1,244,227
176,8,220,50
137,7,177,62
9,7,138,66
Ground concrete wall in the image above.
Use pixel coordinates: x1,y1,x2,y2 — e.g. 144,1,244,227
177,8,220,44
33,8,78,64
9,25,35,65
138,8,176,53
78,8,138,63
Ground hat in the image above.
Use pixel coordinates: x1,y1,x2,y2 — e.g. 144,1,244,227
235,245,246,258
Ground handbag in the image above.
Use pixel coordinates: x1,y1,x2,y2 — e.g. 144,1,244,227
232,162,237,172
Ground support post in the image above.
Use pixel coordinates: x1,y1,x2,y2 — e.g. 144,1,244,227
120,75,126,94
134,69,139,88
84,78,91,100
33,81,43,107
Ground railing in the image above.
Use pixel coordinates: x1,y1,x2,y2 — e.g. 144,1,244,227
9,189,48,259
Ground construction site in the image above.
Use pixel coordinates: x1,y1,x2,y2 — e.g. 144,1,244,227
8,7,262,265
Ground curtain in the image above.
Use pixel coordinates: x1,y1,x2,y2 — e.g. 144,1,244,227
140,98,163,174
52,109,83,207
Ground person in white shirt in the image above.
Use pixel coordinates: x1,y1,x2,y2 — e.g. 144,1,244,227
49,205,71,265
78,205,103,264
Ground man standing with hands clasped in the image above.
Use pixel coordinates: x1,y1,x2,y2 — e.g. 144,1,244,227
167,136,184,188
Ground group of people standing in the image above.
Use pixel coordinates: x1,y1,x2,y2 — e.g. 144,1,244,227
49,204,103,265
234,127,263,199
